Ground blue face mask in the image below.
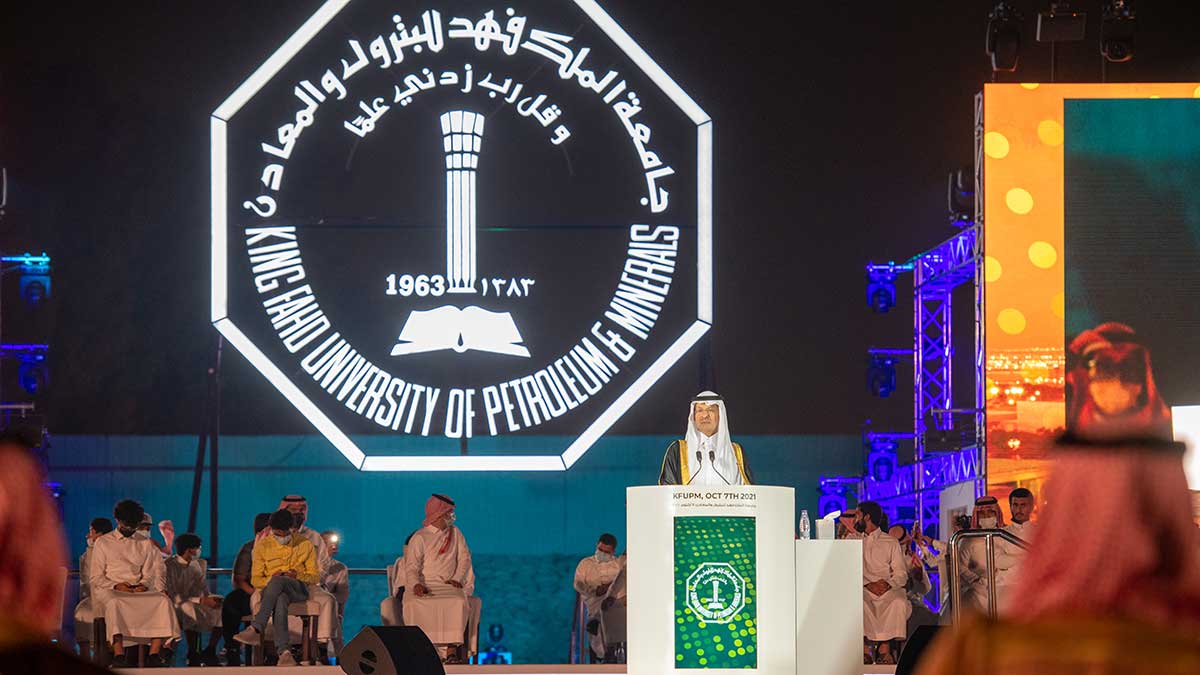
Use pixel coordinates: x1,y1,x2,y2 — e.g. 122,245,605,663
595,549,614,563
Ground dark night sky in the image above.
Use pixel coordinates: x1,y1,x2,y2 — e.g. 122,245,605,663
2,1,1199,437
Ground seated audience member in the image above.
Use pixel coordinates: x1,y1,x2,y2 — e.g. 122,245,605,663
75,517,114,649
89,499,181,667
405,494,476,663
279,495,338,655
0,431,110,675
221,512,271,666
381,531,417,626
959,496,1005,613
915,326,1200,674
165,533,222,666
573,533,624,662
322,530,349,653
233,509,319,668
912,515,969,621
890,524,936,637
857,501,909,665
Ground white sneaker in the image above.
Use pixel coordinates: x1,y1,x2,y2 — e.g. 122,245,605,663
233,626,261,646
277,650,299,667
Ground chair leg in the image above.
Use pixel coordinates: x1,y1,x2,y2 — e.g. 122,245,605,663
93,619,109,667
300,617,311,665
304,614,314,662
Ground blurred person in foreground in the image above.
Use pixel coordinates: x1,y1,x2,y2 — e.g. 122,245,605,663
915,325,1200,674
0,430,107,674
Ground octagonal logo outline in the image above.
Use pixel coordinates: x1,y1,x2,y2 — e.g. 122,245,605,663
685,562,746,624
209,0,712,471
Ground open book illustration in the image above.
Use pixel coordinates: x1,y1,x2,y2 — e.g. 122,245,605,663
390,305,530,357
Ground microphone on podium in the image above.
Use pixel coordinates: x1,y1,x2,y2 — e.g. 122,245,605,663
685,450,704,485
710,450,733,485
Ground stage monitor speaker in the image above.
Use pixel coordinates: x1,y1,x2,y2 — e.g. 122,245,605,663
339,626,444,675
895,624,943,675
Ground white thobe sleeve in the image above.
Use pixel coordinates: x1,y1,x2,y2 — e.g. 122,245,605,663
312,531,332,577
404,536,426,588
453,529,473,588
885,541,908,590
573,559,594,596
88,540,112,592
146,547,167,593
913,562,932,596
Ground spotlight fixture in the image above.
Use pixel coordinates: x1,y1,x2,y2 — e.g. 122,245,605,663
1037,1,1087,43
986,1,1024,73
866,266,898,314
18,354,48,396
947,167,975,226
868,354,898,398
1101,0,1136,63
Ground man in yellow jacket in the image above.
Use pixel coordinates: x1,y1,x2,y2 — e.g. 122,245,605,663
233,510,319,667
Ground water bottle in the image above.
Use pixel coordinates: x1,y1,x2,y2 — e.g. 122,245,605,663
799,509,811,540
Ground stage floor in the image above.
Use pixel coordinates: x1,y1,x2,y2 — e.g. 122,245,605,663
117,666,897,674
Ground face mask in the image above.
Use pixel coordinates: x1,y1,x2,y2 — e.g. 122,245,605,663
854,520,867,533
978,517,998,529
446,513,456,526
595,549,614,563
274,534,293,545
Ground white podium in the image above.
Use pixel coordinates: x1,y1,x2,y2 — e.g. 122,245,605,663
795,540,863,675
627,486,796,675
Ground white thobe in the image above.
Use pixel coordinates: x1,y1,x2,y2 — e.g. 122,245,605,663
994,520,1035,609
74,550,96,642
404,525,474,645
88,530,181,642
573,554,624,656
917,539,949,605
861,529,910,641
165,556,221,632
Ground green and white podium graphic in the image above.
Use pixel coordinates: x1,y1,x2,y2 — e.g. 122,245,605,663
674,516,757,669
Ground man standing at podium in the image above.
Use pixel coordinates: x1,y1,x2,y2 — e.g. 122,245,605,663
658,391,753,485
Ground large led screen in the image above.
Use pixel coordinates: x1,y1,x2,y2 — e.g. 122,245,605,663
983,83,1200,510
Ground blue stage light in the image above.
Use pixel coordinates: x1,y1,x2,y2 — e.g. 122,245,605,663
868,354,897,398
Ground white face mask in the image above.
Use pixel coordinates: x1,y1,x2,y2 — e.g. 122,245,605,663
134,530,150,539
978,517,998,529
274,534,293,545
595,549,614,563
446,513,456,526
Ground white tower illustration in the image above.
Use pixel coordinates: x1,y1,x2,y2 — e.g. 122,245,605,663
390,110,530,358
441,110,483,293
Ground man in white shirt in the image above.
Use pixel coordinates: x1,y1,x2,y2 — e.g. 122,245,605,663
405,494,476,663
856,501,909,665
573,533,624,661
165,532,223,666
88,500,181,668
74,517,113,649
322,530,350,654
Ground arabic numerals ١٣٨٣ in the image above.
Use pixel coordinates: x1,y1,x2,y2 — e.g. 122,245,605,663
385,273,536,298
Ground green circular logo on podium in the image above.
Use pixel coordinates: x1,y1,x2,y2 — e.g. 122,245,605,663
685,562,746,624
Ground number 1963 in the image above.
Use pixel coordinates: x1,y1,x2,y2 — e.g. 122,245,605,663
385,274,447,297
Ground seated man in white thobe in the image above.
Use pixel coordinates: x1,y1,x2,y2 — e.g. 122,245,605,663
74,517,113,651
322,530,350,653
89,499,181,668
856,501,909,665
280,494,339,657
404,494,477,663
165,532,223,666
573,533,623,662
960,495,1007,613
